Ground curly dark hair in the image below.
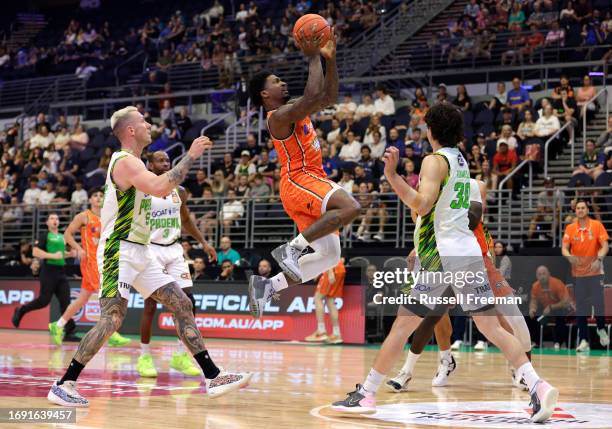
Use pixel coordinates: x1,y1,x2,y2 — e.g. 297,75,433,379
249,71,272,108
424,103,464,147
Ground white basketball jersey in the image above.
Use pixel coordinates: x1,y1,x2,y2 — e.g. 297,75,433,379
149,189,182,245
99,150,152,247
414,147,482,271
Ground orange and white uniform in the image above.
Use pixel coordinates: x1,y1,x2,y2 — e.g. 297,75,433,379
268,112,340,232
80,210,101,292
474,221,514,298
316,260,346,298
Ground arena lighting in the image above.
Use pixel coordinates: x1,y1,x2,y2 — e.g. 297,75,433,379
522,85,534,90
589,71,604,77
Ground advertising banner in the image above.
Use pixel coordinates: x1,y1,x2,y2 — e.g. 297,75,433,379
0,280,48,330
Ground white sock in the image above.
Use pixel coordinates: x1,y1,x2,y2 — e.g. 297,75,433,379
290,234,309,251
360,368,385,395
332,325,341,337
56,317,67,328
141,342,151,355
401,350,420,375
270,272,289,292
317,322,326,333
517,362,540,392
439,349,451,361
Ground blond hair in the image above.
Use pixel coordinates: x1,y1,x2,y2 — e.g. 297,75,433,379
110,106,139,133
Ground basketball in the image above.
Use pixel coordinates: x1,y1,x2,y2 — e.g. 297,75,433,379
292,14,331,49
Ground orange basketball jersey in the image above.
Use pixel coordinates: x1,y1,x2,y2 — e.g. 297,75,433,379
267,111,326,179
474,222,494,258
267,111,336,232
80,210,101,291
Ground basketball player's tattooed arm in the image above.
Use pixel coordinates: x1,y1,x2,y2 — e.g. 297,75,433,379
383,148,446,216
74,296,127,365
64,212,88,260
115,137,212,197
178,187,217,262
150,283,205,354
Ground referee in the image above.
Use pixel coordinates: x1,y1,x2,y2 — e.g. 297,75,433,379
562,200,610,352
12,213,76,336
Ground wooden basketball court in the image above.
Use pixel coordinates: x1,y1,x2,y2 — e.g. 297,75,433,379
0,329,610,428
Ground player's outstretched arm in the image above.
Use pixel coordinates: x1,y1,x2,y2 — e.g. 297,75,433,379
115,136,213,197
178,187,217,262
383,148,446,216
64,212,88,259
320,28,338,108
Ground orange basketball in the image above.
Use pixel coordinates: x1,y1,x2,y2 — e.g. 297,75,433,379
292,14,331,49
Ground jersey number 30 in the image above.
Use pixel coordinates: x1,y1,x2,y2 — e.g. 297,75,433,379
450,181,470,209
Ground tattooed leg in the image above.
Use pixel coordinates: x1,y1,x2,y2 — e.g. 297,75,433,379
150,283,204,354
301,189,360,242
74,296,128,365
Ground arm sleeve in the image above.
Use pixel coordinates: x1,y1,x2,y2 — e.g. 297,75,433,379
598,222,609,242
562,225,571,244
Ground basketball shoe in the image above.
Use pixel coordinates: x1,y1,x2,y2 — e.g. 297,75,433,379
48,322,64,345
206,369,252,398
137,353,158,378
529,380,559,423
386,370,412,393
48,381,89,407
432,354,456,387
107,332,131,347
248,275,276,318
170,352,201,376
331,384,376,414
271,243,302,282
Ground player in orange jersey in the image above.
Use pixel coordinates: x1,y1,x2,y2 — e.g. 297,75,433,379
48,188,130,347
247,29,360,317
305,258,346,344
387,179,533,392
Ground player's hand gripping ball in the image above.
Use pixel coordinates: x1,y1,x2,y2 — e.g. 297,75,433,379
293,14,331,54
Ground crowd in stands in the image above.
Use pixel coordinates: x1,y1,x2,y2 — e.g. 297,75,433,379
424,0,612,67
0,0,392,88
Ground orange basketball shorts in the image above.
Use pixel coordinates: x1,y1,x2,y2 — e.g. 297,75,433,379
80,262,100,292
483,255,514,298
316,278,344,298
279,173,340,232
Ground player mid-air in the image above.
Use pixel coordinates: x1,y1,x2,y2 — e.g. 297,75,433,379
329,103,557,423
47,106,251,407
248,26,361,317
137,151,218,378
48,188,131,347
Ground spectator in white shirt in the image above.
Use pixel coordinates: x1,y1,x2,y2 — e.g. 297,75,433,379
374,85,396,116
327,119,342,145
235,3,248,22
339,170,355,194
369,131,386,159
497,125,518,151
535,105,561,138
30,126,55,150
234,150,257,178
43,144,61,174
71,181,89,207
199,0,224,26
336,94,357,120
22,179,41,207
495,82,507,104
338,131,362,163
75,61,98,80
220,189,244,235
39,182,57,205
363,114,387,147
355,94,376,120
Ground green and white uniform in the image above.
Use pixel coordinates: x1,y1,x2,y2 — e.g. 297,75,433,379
409,147,493,313
97,150,174,300
149,189,192,289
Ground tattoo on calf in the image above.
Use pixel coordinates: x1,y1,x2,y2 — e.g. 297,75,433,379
150,283,204,354
166,155,194,186
74,296,127,364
